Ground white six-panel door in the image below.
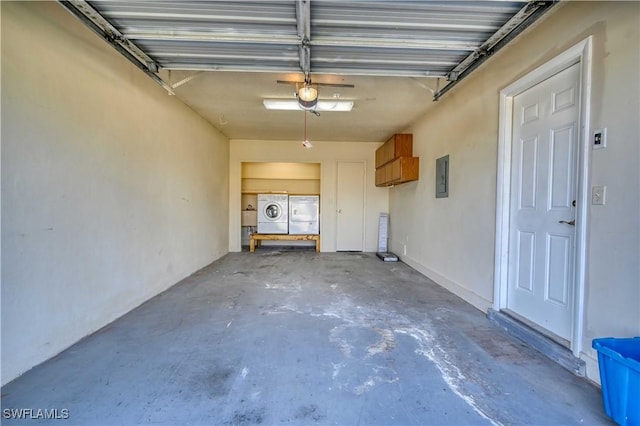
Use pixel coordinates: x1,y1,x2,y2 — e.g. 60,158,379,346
336,161,365,251
507,63,580,340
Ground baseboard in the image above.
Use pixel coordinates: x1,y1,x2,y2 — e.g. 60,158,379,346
400,255,492,313
582,351,601,386
487,309,586,376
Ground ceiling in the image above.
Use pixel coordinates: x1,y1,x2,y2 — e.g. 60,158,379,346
59,1,555,142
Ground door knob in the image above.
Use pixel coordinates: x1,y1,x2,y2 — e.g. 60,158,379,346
558,220,575,226
337,209,342,214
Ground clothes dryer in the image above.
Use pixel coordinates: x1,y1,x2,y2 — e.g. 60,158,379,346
289,195,319,235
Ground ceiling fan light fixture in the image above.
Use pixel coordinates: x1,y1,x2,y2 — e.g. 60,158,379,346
297,85,318,102
297,97,318,111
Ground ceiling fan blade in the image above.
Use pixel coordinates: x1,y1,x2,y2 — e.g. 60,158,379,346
276,80,355,89
276,79,303,85
315,82,355,88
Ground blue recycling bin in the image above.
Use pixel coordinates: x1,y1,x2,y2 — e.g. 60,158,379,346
592,337,640,426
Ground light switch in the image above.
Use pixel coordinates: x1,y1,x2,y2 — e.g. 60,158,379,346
593,128,607,149
592,186,606,205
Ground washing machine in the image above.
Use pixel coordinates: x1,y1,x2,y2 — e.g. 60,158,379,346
257,194,288,234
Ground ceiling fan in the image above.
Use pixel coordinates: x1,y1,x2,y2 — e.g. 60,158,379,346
269,74,356,149
276,74,355,111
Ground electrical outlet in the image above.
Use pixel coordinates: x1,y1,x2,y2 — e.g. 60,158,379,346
592,186,606,205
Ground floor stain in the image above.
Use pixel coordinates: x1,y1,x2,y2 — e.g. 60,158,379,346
294,404,325,422
366,328,396,357
189,365,234,399
228,407,265,425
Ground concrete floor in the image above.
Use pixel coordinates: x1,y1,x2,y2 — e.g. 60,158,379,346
2,250,610,425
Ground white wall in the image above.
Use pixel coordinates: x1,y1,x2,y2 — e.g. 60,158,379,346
391,1,639,382
229,140,389,252
1,2,229,385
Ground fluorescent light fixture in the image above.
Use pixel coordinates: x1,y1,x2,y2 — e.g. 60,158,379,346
263,99,354,112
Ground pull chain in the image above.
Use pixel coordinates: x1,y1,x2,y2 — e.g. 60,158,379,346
302,110,312,148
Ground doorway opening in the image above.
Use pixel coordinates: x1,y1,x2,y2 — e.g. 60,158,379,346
240,162,321,249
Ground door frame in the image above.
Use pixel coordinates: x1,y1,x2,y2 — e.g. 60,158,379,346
493,38,592,357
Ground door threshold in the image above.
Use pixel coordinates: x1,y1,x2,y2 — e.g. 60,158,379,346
487,309,585,376
501,309,570,348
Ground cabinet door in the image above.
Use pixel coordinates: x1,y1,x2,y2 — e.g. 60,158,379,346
385,162,394,184
390,158,402,182
375,134,413,168
375,167,386,186
392,157,420,184
400,157,419,183
383,139,394,166
383,141,392,164
375,140,389,168
375,146,385,168
392,134,413,158
376,157,419,186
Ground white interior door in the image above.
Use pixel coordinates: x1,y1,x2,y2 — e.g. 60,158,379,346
336,161,364,251
507,63,580,341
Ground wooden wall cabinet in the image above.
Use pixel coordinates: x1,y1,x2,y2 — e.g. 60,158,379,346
375,133,413,168
375,134,419,187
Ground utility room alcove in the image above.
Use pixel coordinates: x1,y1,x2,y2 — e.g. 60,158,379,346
240,162,321,248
